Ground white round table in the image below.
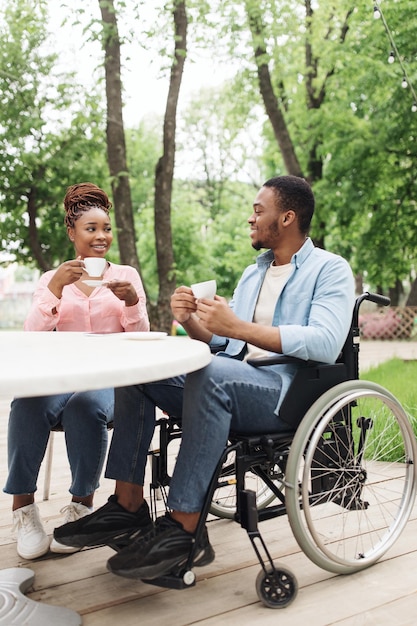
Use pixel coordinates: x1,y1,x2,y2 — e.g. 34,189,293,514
0,331,212,397
0,330,211,624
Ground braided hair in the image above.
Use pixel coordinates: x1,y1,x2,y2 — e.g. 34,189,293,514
64,182,112,228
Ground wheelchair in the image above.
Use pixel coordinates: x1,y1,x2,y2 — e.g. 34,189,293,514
147,292,417,608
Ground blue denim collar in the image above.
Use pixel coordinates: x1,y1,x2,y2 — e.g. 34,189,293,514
255,237,313,272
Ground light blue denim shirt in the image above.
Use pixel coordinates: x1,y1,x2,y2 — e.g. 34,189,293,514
210,238,355,413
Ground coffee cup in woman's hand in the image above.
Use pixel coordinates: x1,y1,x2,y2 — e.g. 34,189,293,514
83,257,106,277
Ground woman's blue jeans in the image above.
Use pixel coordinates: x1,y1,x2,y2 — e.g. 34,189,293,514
3,389,114,497
106,355,286,512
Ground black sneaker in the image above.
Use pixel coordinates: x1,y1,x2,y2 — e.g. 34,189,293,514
53,495,153,551
107,513,215,580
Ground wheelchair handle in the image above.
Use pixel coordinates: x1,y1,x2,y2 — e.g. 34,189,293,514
363,292,391,307
352,291,390,327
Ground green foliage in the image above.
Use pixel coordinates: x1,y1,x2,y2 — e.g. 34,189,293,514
224,0,417,294
0,0,109,269
134,172,259,300
171,179,257,298
178,82,264,193
362,359,417,419
309,2,416,285
1,0,417,306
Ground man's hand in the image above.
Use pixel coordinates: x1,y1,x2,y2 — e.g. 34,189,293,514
195,295,239,336
171,286,197,323
197,296,283,353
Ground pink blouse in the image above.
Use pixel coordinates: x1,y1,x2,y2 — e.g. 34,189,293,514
24,262,149,333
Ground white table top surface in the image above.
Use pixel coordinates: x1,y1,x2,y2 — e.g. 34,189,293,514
0,331,212,397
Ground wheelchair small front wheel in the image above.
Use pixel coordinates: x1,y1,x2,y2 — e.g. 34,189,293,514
255,566,298,608
182,570,196,586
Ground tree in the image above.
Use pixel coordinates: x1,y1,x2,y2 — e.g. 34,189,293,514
151,0,188,331
2,0,416,307
177,82,262,215
244,0,303,179
204,0,416,297
0,0,108,270
98,0,143,274
308,1,417,300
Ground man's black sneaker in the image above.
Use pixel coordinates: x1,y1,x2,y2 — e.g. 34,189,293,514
106,513,215,580
53,495,153,551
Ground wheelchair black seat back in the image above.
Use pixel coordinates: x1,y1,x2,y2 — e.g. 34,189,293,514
147,293,417,609
249,290,377,431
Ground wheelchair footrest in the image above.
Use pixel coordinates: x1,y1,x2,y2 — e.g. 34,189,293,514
141,569,196,590
257,503,287,522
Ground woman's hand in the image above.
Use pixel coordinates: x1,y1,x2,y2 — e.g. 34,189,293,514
48,257,86,298
106,280,138,306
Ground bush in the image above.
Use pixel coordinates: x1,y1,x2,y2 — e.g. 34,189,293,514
359,309,402,339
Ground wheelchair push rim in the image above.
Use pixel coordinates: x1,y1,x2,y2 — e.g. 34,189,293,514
285,380,417,574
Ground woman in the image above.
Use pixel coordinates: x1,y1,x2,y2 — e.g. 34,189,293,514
4,182,149,559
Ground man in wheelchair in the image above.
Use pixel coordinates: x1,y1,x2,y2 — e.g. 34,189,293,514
54,175,355,581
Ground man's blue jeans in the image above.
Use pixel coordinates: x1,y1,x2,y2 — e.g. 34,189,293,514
4,389,114,497
106,355,286,513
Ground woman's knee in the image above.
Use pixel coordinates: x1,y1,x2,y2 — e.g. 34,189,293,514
64,390,114,426
9,396,65,429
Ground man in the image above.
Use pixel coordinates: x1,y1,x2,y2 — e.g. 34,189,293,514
54,175,355,579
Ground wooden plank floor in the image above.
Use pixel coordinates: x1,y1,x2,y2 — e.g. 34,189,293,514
1,340,417,625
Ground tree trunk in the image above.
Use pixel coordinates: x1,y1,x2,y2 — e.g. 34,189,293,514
98,0,143,276
406,277,417,306
389,279,403,306
27,184,50,272
304,1,353,185
150,0,187,332
245,1,303,178
245,0,353,186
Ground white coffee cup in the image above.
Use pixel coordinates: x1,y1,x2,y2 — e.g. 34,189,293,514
191,279,217,300
83,257,107,277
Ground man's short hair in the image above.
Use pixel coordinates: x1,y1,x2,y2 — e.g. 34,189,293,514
263,175,314,234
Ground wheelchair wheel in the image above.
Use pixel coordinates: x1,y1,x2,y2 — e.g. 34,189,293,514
209,448,277,519
255,566,298,608
285,380,417,574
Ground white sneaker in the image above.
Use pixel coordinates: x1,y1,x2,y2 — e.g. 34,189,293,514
12,503,50,560
50,502,93,554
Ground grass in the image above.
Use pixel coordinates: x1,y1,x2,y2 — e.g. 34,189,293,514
360,358,417,461
361,358,417,419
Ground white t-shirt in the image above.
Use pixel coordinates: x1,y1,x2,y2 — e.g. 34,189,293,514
244,262,292,361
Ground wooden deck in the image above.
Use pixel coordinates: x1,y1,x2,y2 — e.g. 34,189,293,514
1,340,417,625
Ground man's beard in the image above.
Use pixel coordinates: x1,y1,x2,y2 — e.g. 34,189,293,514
251,223,280,251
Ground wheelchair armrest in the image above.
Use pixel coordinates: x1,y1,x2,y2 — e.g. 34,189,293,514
247,354,323,368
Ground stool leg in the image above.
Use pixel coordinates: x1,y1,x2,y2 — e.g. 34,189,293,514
43,432,55,501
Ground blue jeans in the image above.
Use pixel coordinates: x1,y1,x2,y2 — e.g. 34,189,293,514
106,356,286,512
4,389,114,497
